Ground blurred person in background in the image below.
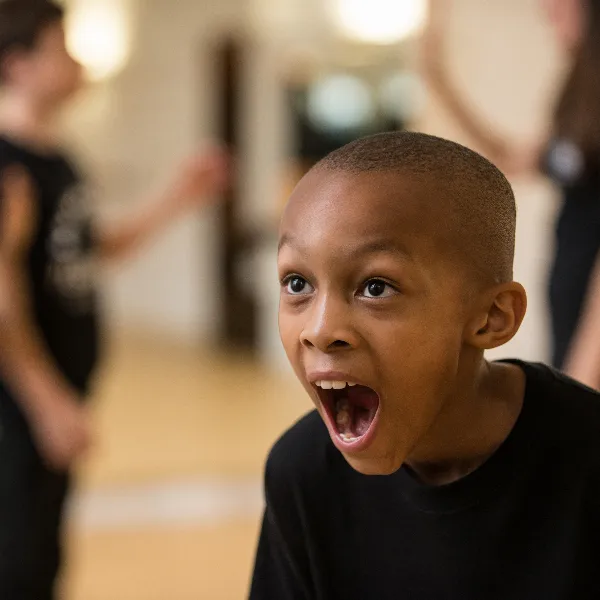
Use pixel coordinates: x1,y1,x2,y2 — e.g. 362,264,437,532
0,0,228,598
423,0,600,388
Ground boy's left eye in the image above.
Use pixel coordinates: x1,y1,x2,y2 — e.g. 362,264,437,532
283,275,314,295
360,279,397,298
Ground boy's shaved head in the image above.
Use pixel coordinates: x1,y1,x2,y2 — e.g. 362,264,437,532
278,131,527,475
315,131,516,284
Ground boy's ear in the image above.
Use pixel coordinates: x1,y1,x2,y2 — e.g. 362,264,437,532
465,282,527,350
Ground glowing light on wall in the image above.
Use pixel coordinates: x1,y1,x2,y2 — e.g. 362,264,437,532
379,71,426,123
307,74,375,131
66,0,130,81
332,0,428,44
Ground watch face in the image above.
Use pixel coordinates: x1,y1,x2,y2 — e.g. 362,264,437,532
546,139,584,184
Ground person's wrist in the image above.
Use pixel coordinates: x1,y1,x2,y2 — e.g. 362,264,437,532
20,371,74,417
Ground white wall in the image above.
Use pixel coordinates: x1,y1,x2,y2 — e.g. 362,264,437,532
65,0,244,344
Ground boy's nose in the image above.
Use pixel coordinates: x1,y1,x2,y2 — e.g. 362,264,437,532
300,296,357,353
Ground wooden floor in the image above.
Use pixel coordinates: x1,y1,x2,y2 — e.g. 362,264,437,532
63,331,309,600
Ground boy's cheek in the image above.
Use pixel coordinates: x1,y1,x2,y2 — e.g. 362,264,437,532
381,336,463,426
380,321,462,369
280,330,303,372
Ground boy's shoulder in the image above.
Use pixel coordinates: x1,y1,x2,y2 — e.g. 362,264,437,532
522,360,600,405
519,361,600,450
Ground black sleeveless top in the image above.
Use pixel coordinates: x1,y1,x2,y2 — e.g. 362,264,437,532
0,137,100,394
543,138,600,367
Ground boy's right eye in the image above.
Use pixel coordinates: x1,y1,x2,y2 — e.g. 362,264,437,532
283,275,314,295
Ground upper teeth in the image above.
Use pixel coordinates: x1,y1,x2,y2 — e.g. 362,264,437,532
315,380,357,390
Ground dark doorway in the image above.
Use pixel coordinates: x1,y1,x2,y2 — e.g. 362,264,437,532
215,37,258,352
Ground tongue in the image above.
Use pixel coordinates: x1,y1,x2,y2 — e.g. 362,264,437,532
354,407,374,436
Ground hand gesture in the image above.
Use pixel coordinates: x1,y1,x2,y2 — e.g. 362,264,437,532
30,390,93,471
167,146,230,212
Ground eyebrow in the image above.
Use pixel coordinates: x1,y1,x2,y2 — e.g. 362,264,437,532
278,232,294,253
278,233,413,261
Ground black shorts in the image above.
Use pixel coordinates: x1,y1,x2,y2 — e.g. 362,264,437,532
0,389,71,600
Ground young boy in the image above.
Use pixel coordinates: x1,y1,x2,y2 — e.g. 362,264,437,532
0,1,227,598
249,131,600,599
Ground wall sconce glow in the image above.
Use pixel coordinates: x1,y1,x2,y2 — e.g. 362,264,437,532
307,74,375,131
66,0,130,81
333,0,428,44
379,71,427,123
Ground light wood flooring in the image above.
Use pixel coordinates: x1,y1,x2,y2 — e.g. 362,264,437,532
63,331,309,600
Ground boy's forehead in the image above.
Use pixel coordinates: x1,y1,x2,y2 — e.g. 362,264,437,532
280,168,440,244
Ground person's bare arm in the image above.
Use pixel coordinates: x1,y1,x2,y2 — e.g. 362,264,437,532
422,0,554,174
97,148,229,263
563,254,600,389
421,0,512,163
0,167,91,470
540,0,585,53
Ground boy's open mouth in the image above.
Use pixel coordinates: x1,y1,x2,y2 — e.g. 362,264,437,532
315,380,380,446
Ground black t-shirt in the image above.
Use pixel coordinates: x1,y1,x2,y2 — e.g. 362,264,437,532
250,362,600,599
0,136,99,394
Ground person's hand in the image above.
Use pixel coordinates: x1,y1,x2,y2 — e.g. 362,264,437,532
539,0,584,52
167,146,230,213
29,389,93,471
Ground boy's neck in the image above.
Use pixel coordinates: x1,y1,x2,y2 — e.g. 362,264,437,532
0,89,60,151
405,358,526,486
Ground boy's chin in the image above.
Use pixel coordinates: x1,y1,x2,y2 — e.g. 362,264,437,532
342,451,404,476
